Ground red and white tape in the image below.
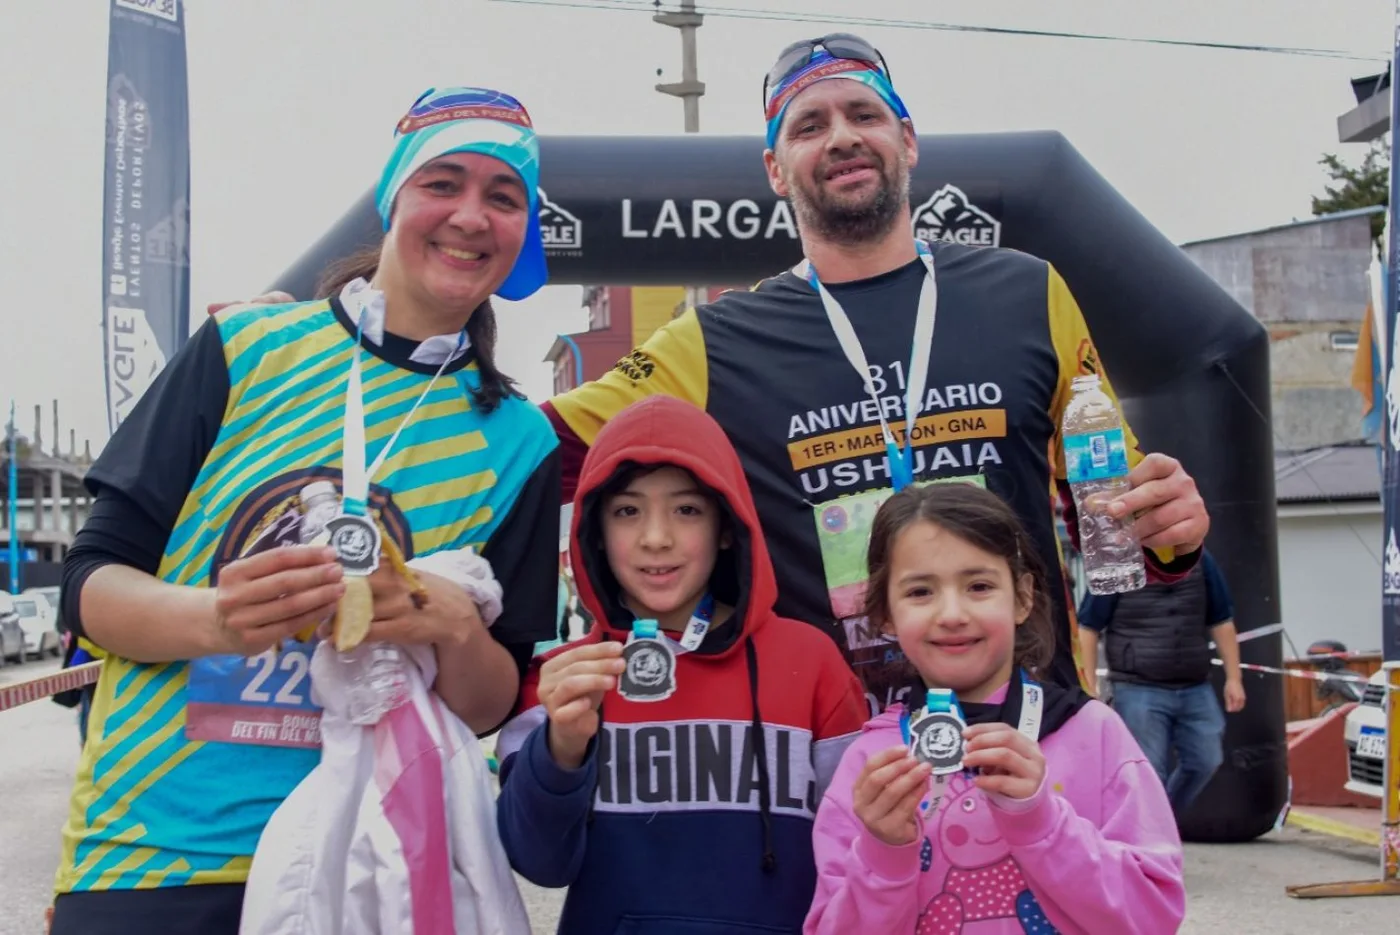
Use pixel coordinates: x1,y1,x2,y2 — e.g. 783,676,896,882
0,662,101,714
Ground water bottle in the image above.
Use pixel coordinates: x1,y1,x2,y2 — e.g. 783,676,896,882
1062,374,1145,594
338,640,411,726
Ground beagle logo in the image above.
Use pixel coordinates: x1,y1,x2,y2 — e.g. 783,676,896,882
539,189,583,254
912,184,1001,247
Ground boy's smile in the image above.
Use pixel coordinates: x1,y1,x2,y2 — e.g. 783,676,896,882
602,466,728,632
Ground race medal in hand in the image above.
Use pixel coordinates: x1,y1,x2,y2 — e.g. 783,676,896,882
908,688,967,775
325,514,381,576
619,619,677,702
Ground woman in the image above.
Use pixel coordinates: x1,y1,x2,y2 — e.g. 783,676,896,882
49,86,561,935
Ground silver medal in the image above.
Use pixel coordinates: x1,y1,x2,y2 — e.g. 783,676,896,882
325,514,381,576
909,709,967,775
619,636,677,702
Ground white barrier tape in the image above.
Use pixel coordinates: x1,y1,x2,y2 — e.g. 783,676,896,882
1095,660,1396,689
0,662,101,713
1236,623,1285,643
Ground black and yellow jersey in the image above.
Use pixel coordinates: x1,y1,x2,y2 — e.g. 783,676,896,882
545,241,1194,709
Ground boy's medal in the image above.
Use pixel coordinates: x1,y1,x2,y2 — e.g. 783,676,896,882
906,687,967,775
619,618,677,702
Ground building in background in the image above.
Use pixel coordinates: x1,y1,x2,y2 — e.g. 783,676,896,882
1179,207,1382,657
1180,207,1378,451
2,403,94,589
544,284,743,393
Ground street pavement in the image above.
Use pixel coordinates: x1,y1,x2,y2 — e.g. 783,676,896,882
0,657,1393,933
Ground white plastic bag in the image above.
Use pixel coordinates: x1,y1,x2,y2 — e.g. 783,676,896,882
239,551,529,935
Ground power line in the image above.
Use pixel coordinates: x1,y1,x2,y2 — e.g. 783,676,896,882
490,0,1389,63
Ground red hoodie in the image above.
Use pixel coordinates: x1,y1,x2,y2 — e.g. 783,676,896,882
496,396,868,934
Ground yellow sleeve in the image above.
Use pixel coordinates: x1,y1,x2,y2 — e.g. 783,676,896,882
549,308,708,446
1045,264,1177,566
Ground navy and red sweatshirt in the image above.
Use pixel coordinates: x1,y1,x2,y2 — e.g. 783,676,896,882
495,395,868,934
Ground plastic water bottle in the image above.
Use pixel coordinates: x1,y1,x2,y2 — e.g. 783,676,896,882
338,640,411,725
1062,374,1145,594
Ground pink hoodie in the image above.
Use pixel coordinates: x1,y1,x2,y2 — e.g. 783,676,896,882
804,698,1185,935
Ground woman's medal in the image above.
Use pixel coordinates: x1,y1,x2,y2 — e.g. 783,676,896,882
619,619,677,702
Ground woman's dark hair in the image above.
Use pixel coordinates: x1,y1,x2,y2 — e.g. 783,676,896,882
862,482,1056,676
315,243,520,413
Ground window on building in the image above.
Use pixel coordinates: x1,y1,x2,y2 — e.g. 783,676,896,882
1329,330,1360,352
589,290,611,331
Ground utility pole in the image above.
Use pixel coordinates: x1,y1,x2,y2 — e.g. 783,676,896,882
653,0,706,309
653,0,705,133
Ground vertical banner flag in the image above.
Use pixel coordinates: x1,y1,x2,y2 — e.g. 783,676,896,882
101,0,190,434
7,401,17,594
1379,0,1400,886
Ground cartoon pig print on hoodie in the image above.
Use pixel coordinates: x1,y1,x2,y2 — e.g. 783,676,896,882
917,775,1058,935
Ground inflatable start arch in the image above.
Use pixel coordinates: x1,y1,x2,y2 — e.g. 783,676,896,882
272,131,1284,843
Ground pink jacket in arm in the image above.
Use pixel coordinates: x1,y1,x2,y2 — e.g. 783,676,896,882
805,700,1185,935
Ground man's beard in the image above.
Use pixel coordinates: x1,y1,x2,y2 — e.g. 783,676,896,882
789,154,909,247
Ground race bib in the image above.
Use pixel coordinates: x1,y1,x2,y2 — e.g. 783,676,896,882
812,475,986,716
186,640,322,749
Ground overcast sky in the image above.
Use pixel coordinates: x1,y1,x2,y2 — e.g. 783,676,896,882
0,0,1391,457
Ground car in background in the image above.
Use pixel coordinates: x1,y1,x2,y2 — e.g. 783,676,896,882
1344,670,1390,799
12,594,61,658
0,593,25,664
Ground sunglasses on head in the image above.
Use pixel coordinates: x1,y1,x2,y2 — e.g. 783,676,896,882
762,33,891,107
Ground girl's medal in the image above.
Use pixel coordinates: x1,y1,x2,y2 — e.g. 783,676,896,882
906,687,967,775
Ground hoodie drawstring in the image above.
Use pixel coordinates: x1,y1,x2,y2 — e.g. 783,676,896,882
745,638,777,873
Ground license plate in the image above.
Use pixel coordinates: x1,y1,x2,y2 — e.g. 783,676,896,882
1357,727,1387,759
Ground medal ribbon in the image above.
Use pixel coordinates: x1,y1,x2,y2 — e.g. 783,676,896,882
802,239,937,492
341,304,466,516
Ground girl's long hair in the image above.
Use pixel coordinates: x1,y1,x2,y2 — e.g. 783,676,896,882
316,244,520,413
862,482,1057,676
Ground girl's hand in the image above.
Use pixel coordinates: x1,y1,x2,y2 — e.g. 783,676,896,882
962,723,1046,800
852,746,932,847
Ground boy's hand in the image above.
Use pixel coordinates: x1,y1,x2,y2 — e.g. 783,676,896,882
962,723,1046,800
853,746,932,847
538,642,625,769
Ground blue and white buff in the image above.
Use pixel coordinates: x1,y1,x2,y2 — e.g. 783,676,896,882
375,86,547,302
764,50,911,150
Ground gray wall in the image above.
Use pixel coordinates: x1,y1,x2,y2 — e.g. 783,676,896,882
1182,214,1374,450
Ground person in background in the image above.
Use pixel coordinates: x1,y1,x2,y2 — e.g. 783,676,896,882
1077,548,1244,817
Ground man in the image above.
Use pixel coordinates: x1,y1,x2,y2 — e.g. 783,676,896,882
542,33,1208,711
1078,549,1245,815
221,35,1209,709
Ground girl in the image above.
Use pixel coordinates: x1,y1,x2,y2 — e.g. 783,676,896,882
805,483,1185,935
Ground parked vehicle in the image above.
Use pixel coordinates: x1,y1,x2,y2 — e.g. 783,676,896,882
1344,669,1390,800
1305,639,1363,714
0,593,25,664
13,595,61,658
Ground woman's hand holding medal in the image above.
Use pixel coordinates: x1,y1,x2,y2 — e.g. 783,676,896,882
962,723,1046,800
212,546,346,656
852,746,933,847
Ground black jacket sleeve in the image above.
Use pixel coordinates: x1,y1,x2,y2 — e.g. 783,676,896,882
61,318,230,640
479,446,563,651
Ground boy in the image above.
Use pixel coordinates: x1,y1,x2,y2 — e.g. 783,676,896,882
495,396,867,933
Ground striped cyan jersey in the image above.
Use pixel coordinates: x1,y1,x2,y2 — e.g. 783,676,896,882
56,298,557,893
